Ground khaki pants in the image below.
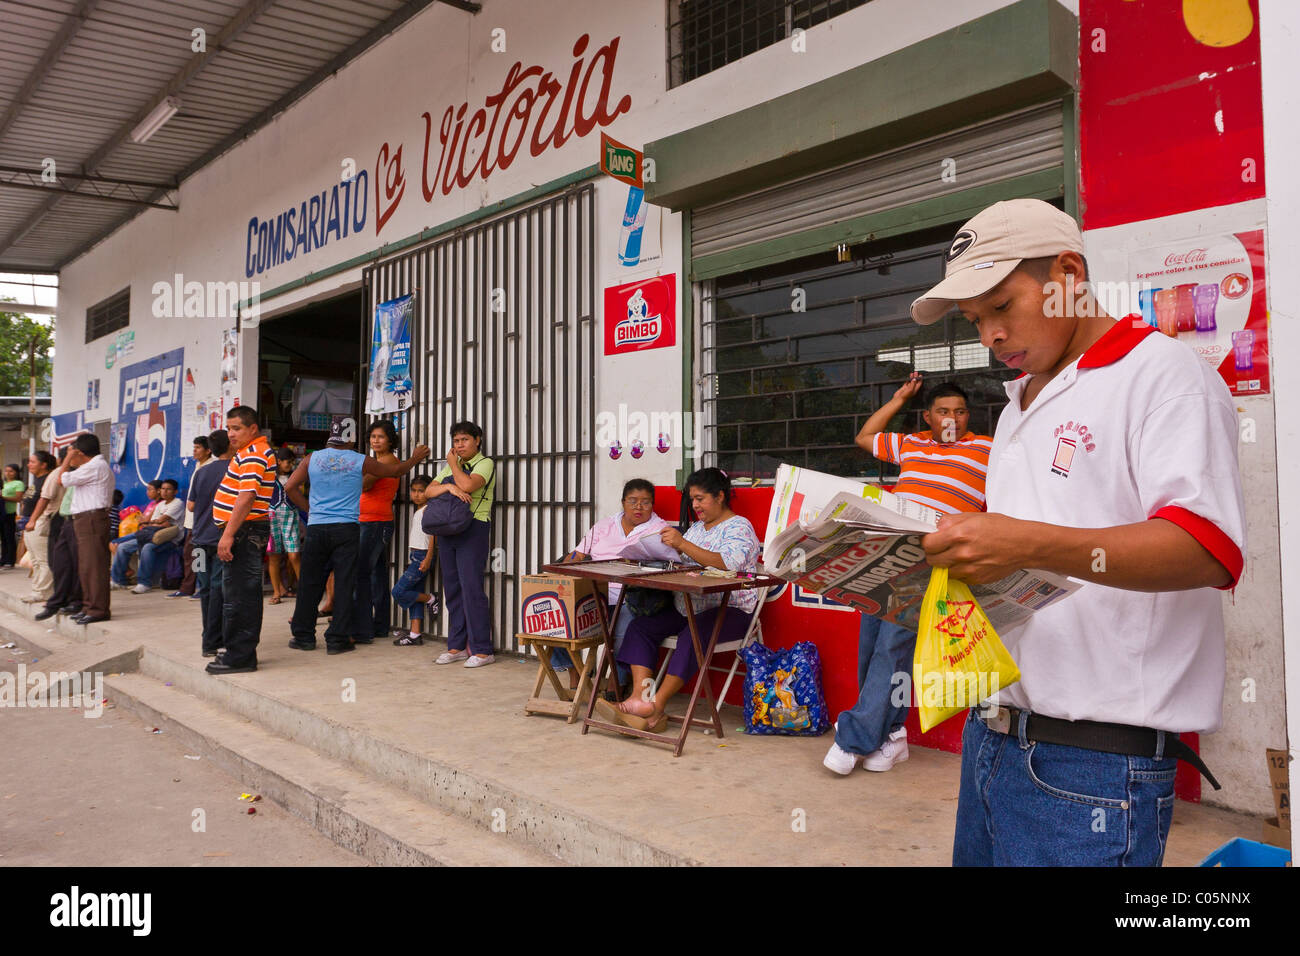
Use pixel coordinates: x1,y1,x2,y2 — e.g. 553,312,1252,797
24,518,52,600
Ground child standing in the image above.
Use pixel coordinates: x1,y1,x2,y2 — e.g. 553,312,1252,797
392,475,440,645
823,376,992,775
267,448,301,604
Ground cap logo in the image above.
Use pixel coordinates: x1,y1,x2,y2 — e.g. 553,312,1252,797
946,229,977,263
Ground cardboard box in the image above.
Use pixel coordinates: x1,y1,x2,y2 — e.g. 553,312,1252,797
1266,748,1290,829
1261,817,1290,850
519,574,604,642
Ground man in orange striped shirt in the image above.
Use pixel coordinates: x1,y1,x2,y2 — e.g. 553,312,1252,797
207,405,278,675
823,377,993,776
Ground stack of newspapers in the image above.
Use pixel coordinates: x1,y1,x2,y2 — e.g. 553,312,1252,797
761,464,1079,632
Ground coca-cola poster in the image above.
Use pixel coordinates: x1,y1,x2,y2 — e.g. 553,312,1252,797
1128,228,1269,395
603,275,676,356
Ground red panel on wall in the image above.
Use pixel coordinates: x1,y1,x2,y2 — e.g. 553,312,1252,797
1079,0,1264,229
654,485,966,754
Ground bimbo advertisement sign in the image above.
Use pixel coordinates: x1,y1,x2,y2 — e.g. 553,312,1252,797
117,348,187,507
603,274,676,355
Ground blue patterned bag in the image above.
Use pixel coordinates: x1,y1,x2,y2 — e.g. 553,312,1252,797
741,641,830,736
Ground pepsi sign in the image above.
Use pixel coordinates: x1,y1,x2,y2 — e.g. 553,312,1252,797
117,348,186,507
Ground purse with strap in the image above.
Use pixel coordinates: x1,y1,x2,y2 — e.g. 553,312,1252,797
422,460,496,536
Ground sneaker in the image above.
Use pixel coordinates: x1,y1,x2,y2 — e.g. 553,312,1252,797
165,590,187,598
131,584,151,594
862,728,909,772
110,581,131,591
425,594,441,614
392,631,424,646
823,740,861,775
434,650,469,665
189,593,202,600
464,654,495,668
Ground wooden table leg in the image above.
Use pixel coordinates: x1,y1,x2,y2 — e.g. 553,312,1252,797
569,645,595,723
583,593,622,734
673,594,730,756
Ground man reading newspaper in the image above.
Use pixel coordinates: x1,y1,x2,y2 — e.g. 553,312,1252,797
912,198,1245,866
822,379,992,775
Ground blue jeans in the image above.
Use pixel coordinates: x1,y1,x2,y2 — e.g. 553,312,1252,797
136,539,178,588
391,549,429,621
953,709,1179,866
353,521,393,638
551,601,632,685
195,544,225,654
834,614,917,756
110,536,142,585
438,519,492,655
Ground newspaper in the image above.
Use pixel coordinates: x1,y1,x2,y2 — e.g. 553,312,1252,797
762,464,1080,632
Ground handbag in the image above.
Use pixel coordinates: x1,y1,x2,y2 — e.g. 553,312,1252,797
422,461,495,537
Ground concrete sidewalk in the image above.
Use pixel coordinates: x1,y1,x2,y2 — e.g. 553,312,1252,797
0,572,1263,866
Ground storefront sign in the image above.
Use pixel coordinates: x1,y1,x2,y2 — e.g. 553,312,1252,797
603,275,676,355
367,294,414,414
600,131,642,188
118,348,185,502
1129,228,1269,394
244,173,370,277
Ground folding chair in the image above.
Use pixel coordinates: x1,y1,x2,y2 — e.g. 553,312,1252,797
653,586,769,706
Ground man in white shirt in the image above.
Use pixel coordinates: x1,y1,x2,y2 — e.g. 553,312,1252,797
61,433,116,624
111,478,184,592
910,199,1246,866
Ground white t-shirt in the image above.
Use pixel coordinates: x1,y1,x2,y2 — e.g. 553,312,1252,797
409,505,429,551
153,497,185,525
986,319,1246,734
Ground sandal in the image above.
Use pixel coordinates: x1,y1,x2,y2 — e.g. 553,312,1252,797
268,595,282,605
595,698,646,730
645,711,668,733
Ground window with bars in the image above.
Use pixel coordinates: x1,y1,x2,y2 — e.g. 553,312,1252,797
700,225,1017,485
667,0,874,87
85,288,129,343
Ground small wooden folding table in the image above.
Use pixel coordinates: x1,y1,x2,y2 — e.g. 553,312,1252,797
540,560,781,756
517,632,602,723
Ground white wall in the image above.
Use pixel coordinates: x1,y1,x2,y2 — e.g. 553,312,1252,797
1260,0,1299,855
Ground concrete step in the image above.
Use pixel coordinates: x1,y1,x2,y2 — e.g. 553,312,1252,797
106,670,560,867
137,643,696,865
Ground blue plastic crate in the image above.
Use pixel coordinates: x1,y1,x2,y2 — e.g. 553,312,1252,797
1199,837,1291,867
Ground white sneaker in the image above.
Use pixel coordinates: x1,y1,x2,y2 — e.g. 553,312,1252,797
823,740,860,775
464,654,495,668
434,650,469,665
862,728,909,772
110,581,131,591
131,584,151,594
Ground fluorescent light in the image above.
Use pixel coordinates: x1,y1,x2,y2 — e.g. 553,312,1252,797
130,96,181,144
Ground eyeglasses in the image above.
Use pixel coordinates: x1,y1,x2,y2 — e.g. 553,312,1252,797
623,499,654,510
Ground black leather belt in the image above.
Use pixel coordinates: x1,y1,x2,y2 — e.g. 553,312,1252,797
980,706,1221,791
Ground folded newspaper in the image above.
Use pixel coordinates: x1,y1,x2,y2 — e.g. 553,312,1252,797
762,464,1080,632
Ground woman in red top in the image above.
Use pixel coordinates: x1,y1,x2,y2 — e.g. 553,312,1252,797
354,419,401,641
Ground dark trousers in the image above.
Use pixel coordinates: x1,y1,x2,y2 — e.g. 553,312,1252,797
179,531,198,595
45,515,82,610
353,520,393,638
219,521,270,666
619,605,749,682
437,519,492,655
73,508,111,619
291,522,360,648
0,511,16,566
195,544,225,654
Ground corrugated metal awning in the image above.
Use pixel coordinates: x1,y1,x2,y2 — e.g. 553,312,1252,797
0,0,479,273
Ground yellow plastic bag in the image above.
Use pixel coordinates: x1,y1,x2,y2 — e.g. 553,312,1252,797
912,566,1021,733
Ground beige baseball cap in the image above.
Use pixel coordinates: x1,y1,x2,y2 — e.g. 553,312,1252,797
910,199,1085,325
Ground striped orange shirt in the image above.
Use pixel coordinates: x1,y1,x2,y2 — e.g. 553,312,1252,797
212,434,277,525
871,430,992,515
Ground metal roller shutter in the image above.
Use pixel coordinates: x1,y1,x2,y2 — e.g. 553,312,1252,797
691,102,1065,263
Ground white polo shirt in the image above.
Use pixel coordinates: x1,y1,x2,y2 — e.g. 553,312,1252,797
987,318,1245,734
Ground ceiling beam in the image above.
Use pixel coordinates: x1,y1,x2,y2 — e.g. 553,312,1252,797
0,0,103,145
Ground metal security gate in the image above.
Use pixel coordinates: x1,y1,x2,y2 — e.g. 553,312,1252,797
361,182,597,653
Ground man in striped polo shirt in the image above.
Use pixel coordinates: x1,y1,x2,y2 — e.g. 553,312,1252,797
823,377,992,775
207,405,278,674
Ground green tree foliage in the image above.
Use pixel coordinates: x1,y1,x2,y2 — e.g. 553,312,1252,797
0,302,54,397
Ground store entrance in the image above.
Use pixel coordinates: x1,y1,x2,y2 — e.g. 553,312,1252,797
256,290,362,453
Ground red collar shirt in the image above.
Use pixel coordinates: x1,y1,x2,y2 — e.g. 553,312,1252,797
986,319,1246,733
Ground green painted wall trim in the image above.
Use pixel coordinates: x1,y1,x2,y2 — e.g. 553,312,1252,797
645,0,1077,212
689,166,1064,281
240,164,602,311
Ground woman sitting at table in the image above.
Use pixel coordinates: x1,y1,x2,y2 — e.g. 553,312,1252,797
595,467,760,733
556,478,669,697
